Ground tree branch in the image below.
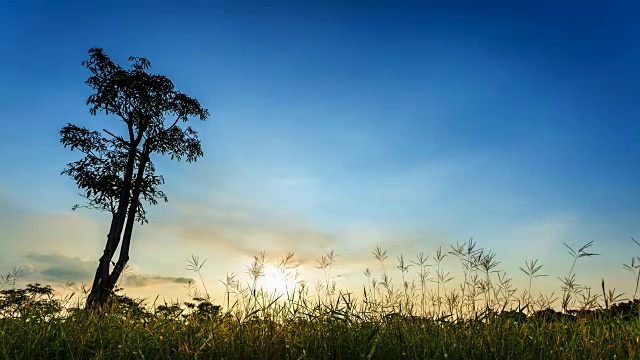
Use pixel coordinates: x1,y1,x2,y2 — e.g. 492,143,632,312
166,117,181,132
103,129,130,148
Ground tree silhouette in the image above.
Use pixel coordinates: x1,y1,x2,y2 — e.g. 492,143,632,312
60,48,209,309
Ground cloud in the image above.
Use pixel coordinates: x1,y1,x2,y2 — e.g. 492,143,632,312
23,252,96,282
21,253,192,289
121,274,192,288
153,193,338,264
0,210,107,258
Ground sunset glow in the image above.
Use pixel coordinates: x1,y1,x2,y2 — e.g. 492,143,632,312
258,264,300,298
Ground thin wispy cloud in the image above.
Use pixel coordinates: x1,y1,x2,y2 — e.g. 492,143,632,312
154,194,337,263
122,274,193,288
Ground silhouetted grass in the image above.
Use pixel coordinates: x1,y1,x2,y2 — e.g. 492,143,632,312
1,239,640,359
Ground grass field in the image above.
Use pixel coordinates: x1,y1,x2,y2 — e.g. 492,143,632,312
1,239,639,359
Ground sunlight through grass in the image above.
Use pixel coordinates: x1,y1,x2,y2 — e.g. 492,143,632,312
1,239,640,359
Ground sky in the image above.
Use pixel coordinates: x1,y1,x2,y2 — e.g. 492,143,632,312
1,0,639,305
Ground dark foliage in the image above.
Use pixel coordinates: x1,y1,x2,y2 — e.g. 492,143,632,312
0,284,61,318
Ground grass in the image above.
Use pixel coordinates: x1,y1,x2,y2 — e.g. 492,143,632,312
1,238,640,359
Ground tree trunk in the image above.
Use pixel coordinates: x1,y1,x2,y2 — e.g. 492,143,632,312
86,138,139,309
85,213,116,308
101,149,150,302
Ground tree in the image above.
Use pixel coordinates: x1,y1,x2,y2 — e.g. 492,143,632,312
60,48,209,309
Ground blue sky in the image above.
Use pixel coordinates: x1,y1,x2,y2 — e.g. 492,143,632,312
1,1,639,303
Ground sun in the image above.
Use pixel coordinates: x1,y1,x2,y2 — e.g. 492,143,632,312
259,264,299,297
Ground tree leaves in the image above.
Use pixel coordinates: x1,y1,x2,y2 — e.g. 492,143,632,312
61,48,209,225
